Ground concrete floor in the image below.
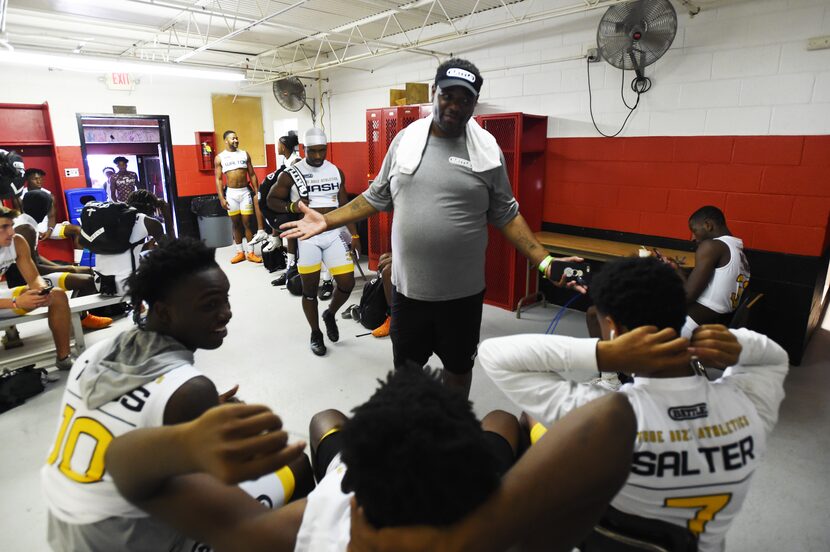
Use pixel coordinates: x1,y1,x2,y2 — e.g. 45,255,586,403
1,244,827,551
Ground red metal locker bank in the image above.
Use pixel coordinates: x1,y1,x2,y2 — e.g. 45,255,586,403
474,113,547,311
365,105,427,270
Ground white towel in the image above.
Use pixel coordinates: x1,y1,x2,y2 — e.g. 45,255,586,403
395,114,502,174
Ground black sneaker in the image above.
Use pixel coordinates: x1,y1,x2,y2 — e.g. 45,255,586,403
271,271,288,286
322,309,339,342
272,264,298,287
318,279,333,300
310,329,326,356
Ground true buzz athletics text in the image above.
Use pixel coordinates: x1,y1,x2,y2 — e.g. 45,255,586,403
632,415,755,478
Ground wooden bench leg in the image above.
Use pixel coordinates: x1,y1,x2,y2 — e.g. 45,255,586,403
71,314,86,354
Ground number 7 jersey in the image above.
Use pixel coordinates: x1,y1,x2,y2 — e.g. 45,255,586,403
41,339,202,524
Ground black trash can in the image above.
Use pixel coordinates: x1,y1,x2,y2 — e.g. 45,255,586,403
190,196,232,248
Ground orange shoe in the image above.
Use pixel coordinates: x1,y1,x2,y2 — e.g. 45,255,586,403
230,251,246,264
81,313,113,330
372,315,391,338
246,252,263,263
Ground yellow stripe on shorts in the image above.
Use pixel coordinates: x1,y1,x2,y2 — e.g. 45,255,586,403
57,272,71,290
530,422,548,445
297,263,322,275
276,466,296,502
11,286,28,315
329,263,354,276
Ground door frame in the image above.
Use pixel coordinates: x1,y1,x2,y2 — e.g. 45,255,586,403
76,113,180,236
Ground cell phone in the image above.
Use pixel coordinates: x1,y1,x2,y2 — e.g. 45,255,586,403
548,261,592,285
38,285,54,296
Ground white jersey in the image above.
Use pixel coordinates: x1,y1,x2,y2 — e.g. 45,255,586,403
13,213,39,249
697,236,750,314
94,214,149,294
218,149,248,173
480,329,788,552
0,237,17,277
41,339,201,525
286,159,341,209
294,454,351,552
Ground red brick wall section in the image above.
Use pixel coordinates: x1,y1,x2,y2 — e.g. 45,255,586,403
55,146,89,191
175,143,278,197
329,141,369,195
545,135,830,257
54,144,278,199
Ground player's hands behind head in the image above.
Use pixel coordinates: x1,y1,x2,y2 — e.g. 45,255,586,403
688,324,741,370
181,403,305,485
597,326,691,376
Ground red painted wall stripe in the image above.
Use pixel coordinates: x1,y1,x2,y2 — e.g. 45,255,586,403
52,135,830,257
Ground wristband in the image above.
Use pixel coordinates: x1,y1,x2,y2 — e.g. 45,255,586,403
351,234,360,239
288,202,295,214
538,255,554,275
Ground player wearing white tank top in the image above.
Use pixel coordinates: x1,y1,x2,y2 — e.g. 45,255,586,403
0,205,73,368
214,130,266,264
481,257,787,552
677,206,750,338
268,128,359,356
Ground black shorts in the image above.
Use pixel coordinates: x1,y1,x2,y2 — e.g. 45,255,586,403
269,212,300,229
390,287,485,375
314,428,514,482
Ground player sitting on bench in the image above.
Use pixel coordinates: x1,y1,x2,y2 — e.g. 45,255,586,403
0,205,73,369
8,190,111,330
676,206,751,338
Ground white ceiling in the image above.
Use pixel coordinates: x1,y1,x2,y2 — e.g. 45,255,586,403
2,0,722,83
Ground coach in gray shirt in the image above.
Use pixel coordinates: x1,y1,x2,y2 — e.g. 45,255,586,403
282,58,580,397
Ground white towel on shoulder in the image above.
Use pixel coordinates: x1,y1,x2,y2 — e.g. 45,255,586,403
395,114,502,174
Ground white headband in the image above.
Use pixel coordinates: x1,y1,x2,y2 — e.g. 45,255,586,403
304,127,327,147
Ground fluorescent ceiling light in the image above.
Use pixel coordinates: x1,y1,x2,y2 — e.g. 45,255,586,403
0,50,246,81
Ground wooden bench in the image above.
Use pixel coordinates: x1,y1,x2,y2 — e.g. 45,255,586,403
516,232,696,318
1,294,126,368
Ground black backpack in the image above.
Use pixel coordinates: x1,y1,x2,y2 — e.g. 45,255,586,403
263,246,287,273
78,202,141,255
0,365,48,413
258,168,284,224
358,276,388,330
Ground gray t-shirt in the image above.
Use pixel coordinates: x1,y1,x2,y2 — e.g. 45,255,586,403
363,129,519,301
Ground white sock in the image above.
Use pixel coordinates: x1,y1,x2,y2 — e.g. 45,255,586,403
242,239,251,254
321,268,331,281
235,243,243,253
287,253,296,266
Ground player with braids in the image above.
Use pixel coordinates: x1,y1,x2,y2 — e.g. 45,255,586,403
42,238,313,552
481,257,789,551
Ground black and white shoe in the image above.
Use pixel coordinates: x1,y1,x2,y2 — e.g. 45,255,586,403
272,264,298,286
318,279,333,300
310,329,326,356
322,309,339,342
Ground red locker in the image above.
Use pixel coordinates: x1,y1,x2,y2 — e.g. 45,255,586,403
365,108,383,182
474,113,547,311
366,105,428,270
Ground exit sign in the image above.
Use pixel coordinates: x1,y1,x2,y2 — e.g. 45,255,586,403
106,72,135,91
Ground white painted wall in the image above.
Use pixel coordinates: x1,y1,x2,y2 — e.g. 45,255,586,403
323,0,830,141
0,65,317,146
